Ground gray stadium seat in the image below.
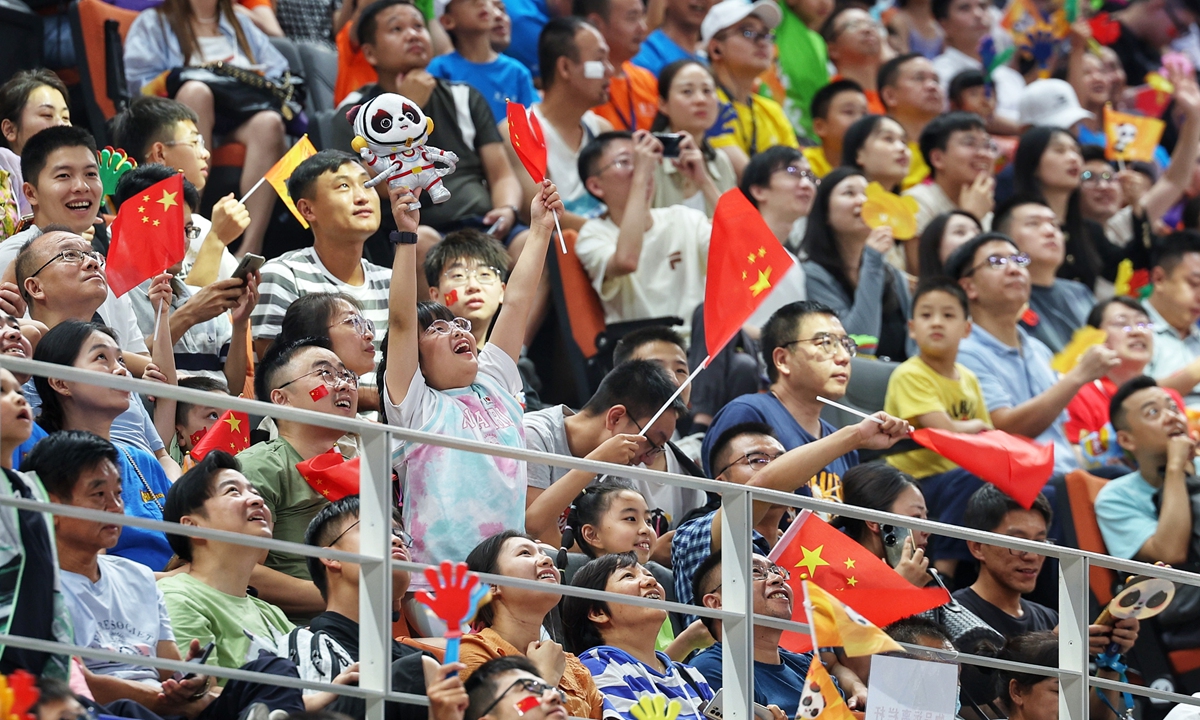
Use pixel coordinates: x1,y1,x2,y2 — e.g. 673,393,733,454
297,40,338,114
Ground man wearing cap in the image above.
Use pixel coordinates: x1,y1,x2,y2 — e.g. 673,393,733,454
706,0,798,170
948,232,1118,475
930,0,1024,131
578,0,659,132
1015,79,1094,132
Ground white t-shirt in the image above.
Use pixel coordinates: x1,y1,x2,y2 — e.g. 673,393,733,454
61,554,174,685
575,205,712,344
180,214,240,287
932,46,1025,123
523,404,707,529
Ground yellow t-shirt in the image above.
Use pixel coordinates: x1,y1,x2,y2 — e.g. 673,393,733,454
884,356,991,478
902,141,930,190
802,145,833,178
710,87,800,155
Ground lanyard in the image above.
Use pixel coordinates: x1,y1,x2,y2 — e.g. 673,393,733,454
718,82,758,157
611,77,638,131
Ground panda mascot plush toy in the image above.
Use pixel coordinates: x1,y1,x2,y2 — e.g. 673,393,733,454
346,92,459,208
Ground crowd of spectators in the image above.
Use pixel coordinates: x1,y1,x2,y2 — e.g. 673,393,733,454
8,0,1200,713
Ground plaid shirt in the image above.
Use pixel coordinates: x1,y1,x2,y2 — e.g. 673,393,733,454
671,510,770,622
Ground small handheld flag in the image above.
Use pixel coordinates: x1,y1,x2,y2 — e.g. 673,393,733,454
189,410,251,461
1105,106,1165,163
296,449,360,501
242,135,318,227
106,174,186,297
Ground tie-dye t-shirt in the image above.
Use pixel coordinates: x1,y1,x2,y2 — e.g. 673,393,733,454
384,345,526,584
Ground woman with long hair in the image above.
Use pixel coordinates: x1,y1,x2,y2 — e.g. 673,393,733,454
124,0,290,257
650,60,738,216
35,320,175,571
801,166,913,360
916,210,982,279
0,69,72,234
833,464,931,587
461,530,606,719
841,115,912,193
1012,126,1122,291
561,553,714,720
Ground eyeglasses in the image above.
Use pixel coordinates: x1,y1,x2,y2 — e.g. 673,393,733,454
751,563,791,581
325,519,414,549
964,253,1030,277
1005,537,1056,557
478,678,566,718
724,28,776,43
330,314,376,338
785,333,858,358
424,317,472,335
30,248,105,277
955,135,999,154
834,17,875,36
780,165,820,185
164,135,207,151
596,155,635,175
715,450,784,477
278,366,360,391
1081,170,1116,185
184,224,202,241
1105,320,1154,334
629,417,665,460
442,266,503,287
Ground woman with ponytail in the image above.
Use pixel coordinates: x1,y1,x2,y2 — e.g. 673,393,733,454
461,530,606,719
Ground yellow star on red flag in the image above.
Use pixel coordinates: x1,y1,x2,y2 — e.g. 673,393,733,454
794,544,829,577
749,268,773,296
156,189,178,212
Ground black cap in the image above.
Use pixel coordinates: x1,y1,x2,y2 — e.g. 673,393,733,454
944,231,1020,280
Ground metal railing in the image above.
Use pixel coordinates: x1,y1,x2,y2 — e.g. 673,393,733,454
3,354,1200,720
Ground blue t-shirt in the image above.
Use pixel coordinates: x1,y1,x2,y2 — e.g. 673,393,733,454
110,443,173,572
1093,459,1200,560
500,0,549,78
12,422,47,470
700,393,856,501
631,29,700,77
956,324,1077,476
690,642,832,711
428,51,538,123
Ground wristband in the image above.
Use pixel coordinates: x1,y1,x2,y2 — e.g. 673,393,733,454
390,231,418,245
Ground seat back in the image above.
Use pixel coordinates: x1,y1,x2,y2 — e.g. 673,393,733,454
69,0,138,144
296,40,337,114
1063,469,1118,606
268,35,304,78
0,0,44,76
546,229,606,405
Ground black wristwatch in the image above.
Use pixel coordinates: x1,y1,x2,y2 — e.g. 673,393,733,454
389,230,418,245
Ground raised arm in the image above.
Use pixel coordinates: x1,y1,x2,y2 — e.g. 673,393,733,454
709,413,911,553
488,180,563,362
384,187,423,406
606,131,662,280
1137,70,1200,222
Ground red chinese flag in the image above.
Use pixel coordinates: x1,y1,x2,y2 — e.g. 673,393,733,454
769,511,949,635
189,410,250,462
296,449,359,501
506,102,547,184
704,189,796,359
106,174,186,297
910,428,1053,509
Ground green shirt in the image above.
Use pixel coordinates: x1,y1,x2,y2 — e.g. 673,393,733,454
770,3,828,138
158,573,293,680
237,438,329,581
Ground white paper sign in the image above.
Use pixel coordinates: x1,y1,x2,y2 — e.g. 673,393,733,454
866,654,958,720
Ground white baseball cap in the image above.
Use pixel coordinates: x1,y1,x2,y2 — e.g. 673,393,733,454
1017,79,1094,129
701,0,783,47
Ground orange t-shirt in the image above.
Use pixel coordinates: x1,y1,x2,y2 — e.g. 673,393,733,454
592,61,659,131
830,73,886,114
335,22,379,107
239,0,272,11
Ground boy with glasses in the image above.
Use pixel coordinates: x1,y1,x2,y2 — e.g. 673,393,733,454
424,230,512,352
948,232,1117,476
690,553,867,711
957,483,1140,678
237,337,361,623
884,277,992,576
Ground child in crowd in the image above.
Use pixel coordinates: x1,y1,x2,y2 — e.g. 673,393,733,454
884,277,991,577
382,178,562,582
804,79,869,178
561,480,712,661
171,376,234,465
428,0,538,122
948,69,996,125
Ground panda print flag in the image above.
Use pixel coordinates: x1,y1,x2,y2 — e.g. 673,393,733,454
794,637,855,720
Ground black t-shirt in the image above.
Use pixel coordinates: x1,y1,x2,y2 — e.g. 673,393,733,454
309,611,429,720
952,587,1058,642
333,81,501,230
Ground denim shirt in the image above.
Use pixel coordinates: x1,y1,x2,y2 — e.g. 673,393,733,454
124,9,289,93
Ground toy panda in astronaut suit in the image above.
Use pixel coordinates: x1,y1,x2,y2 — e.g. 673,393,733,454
346,92,458,209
